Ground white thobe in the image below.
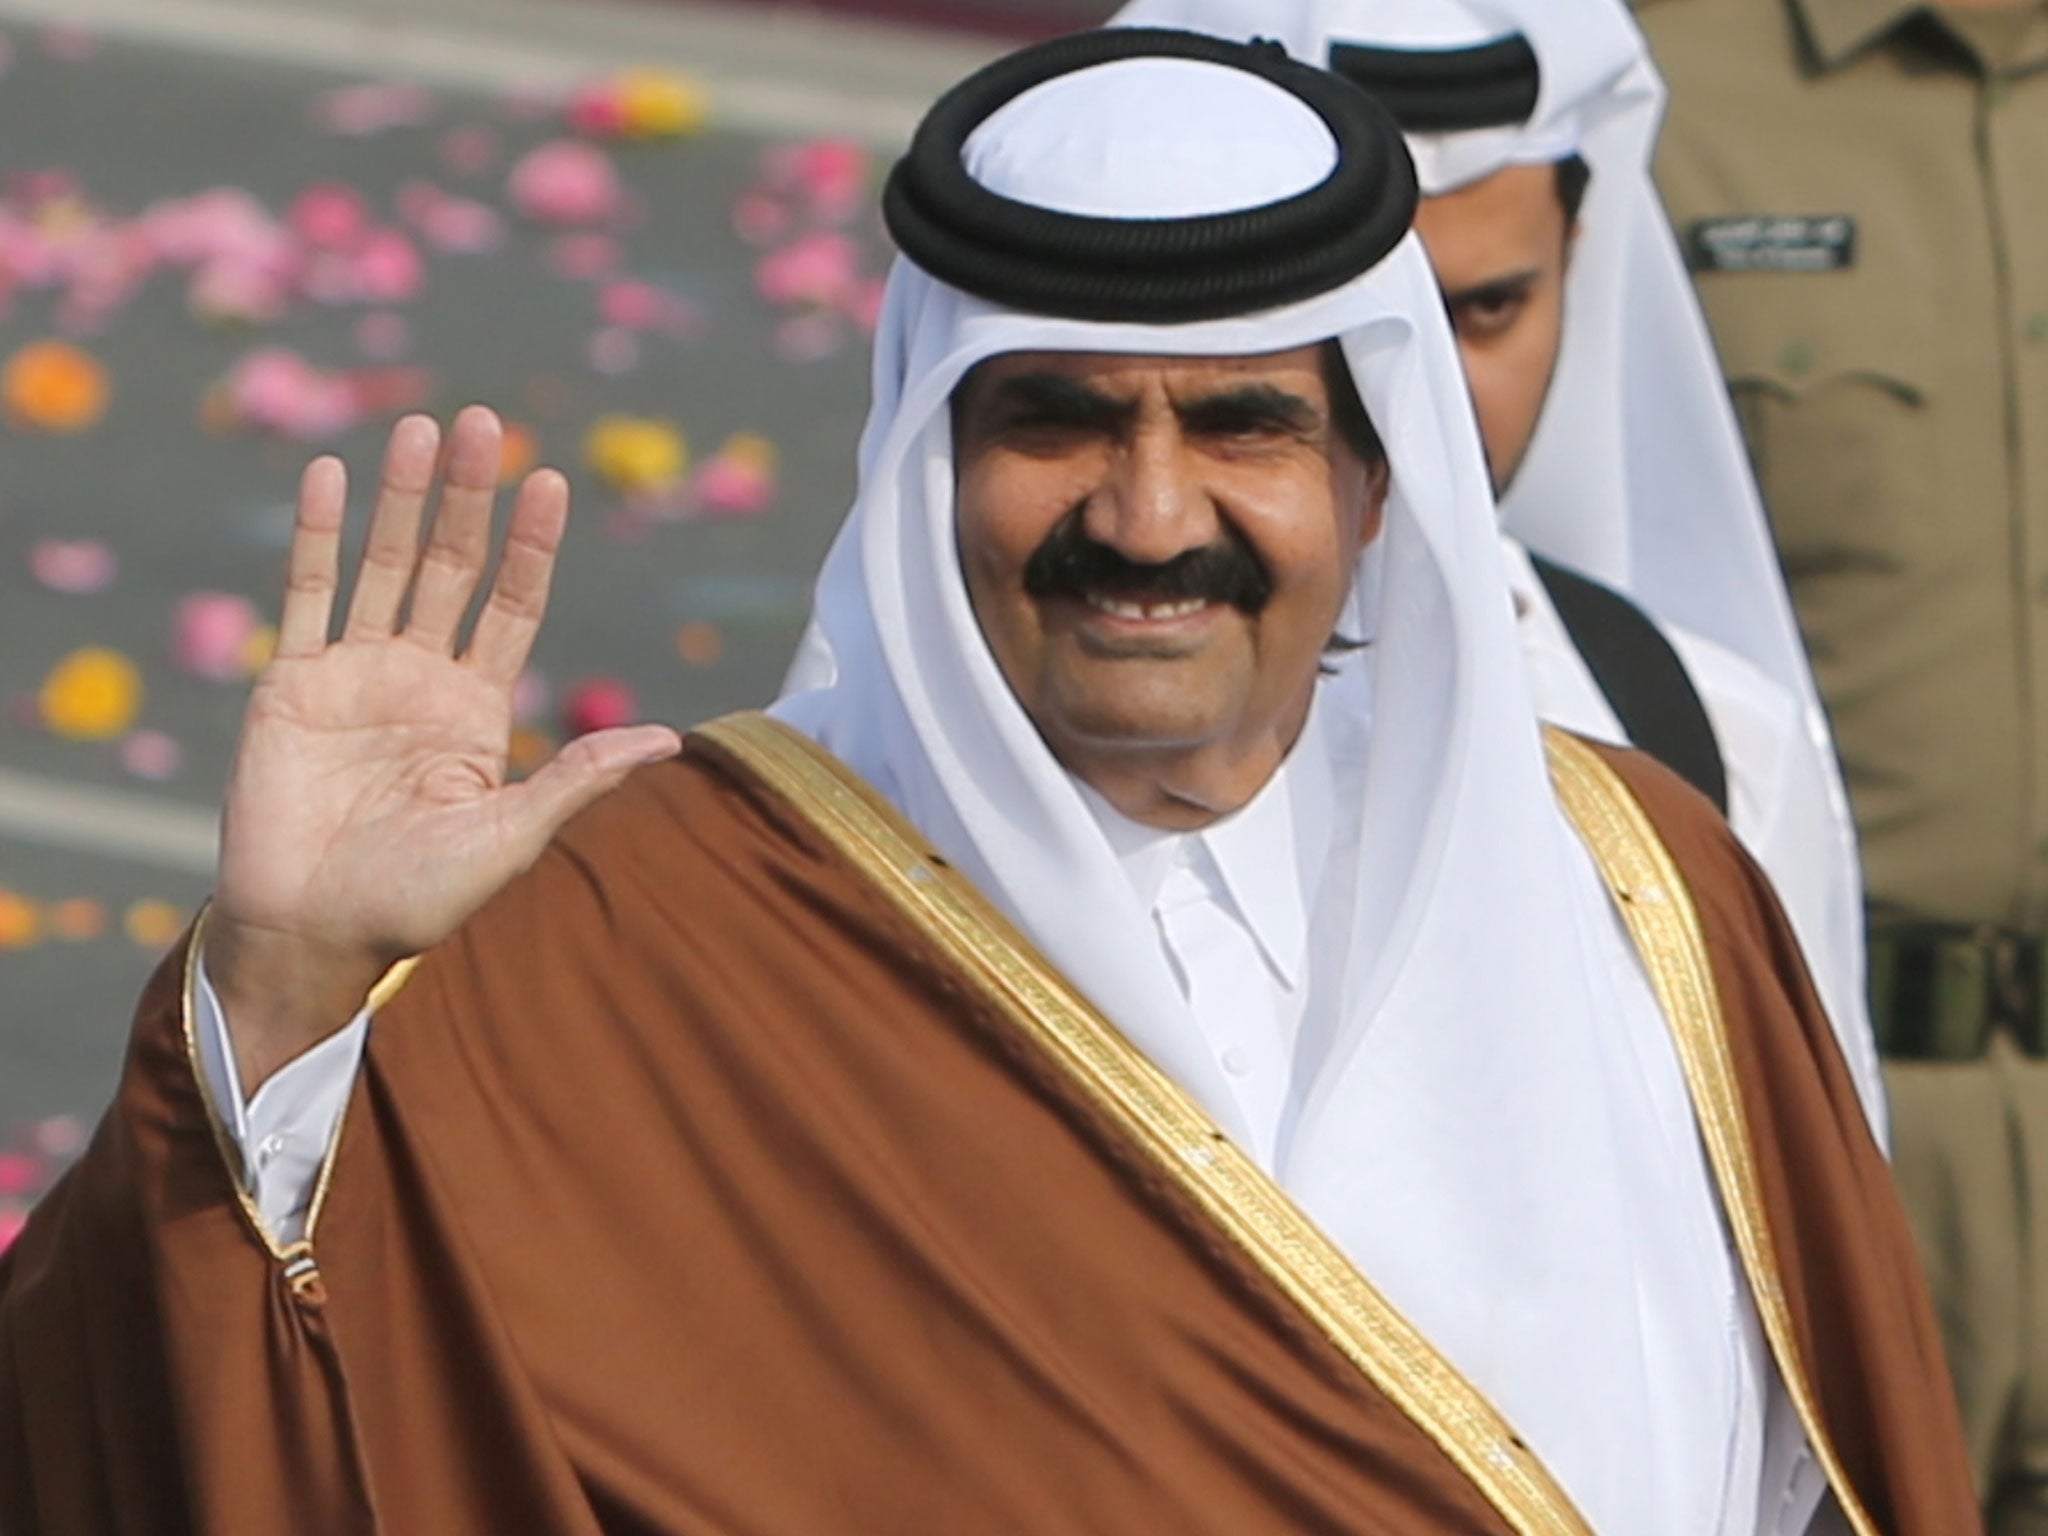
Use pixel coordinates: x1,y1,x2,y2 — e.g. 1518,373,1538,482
1501,535,1886,1144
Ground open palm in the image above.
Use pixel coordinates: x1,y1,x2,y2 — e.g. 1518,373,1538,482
207,408,679,1087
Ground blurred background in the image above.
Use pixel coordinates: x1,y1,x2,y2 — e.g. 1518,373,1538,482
0,0,1117,1234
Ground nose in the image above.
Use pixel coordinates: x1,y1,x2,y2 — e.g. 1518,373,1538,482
1080,420,1219,567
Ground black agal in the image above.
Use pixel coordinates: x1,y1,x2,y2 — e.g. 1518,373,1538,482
1327,34,1540,134
883,28,1417,324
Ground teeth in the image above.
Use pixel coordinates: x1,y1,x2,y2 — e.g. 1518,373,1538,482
1083,594,1210,621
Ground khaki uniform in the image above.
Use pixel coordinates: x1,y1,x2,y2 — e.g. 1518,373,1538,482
1637,0,2048,1525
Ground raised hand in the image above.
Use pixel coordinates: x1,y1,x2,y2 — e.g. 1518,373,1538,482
205,406,681,1093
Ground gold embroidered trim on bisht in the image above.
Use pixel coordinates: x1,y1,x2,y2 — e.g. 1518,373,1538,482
1542,728,1878,1536
178,905,420,1270
696,711,1596,1536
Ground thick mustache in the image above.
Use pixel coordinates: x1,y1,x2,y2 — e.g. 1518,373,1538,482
1021,510,1273,614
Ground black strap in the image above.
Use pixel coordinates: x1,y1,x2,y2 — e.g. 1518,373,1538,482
1531,554,1729,814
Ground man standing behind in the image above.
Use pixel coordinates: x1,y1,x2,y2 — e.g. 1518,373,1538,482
1640,0,2048,1525
1109,0,1885,1135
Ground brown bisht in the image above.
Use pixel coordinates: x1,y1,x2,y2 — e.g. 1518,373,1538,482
0,716,1980,1536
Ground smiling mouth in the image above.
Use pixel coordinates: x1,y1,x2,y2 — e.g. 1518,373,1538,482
1079,593,1214,622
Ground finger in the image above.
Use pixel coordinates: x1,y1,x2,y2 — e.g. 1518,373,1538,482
275,456,347,659
404,404,503,654
343,414,441,640
466,468,568,687
494,725,684,865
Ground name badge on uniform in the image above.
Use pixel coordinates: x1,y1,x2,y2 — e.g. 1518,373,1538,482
1687,215,1857,273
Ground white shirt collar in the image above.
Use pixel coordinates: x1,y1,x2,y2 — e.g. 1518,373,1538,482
1079,693,1334,994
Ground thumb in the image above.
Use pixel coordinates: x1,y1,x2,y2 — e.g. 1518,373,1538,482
495,724,683,863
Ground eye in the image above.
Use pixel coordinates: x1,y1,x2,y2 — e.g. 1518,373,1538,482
1448,285,1531,343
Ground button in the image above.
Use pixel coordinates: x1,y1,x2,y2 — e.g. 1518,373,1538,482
1222,1048,1252,1078
255,1133,288,1169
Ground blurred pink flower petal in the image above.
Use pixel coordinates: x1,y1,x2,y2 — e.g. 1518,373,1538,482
596,280,700,339
731,189,793,246
316,81,436,136
172,592,263,682
32,1115,86,1159
402,185,505,255
220,348,364,439
351,227,425,304
513,667,549,725
438,125,501,177
354,309,411,360
288,182,370,249
784,138,869,223
28,537,116,594
755,230,860,310
687,436,778,518
563,677,637,737
545,231,620,281
565,87,630,139
188,257,292,325
586,326,641,376
772,311,846,363
0,1153,43,1198
120,728,183,781
507,139,623,227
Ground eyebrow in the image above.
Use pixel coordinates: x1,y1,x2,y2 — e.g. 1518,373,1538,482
1174,384,1324,441
974,372,1138,435
966,371,1326,445
1439,268,1542,310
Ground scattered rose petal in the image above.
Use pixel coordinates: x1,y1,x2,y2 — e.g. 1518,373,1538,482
545,232,620,281
407,188,505,255
438,125,501,177
772,311,845,363
754,230,860,310
512,667,549,724
0,1154,40,1198
120,729,183,781
39,647,142,740
686,433,777,517
351,227,425,304
676,621,724,668
28,538,116,594
188,257,292,326
732,189,793,246
562,677,637,737
47,897,107,940
2,339,109,432
354,309,411,360
124,899,185,952
597,280,699,338
32,1116,87,1159
288,182,369,249
507,139,623,227
316,81,436,136
172,591,263,682
584,416,685,493
586,326,640,376
766,138,870,224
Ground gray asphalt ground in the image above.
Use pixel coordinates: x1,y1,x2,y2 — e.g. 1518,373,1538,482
0,5,967,1148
